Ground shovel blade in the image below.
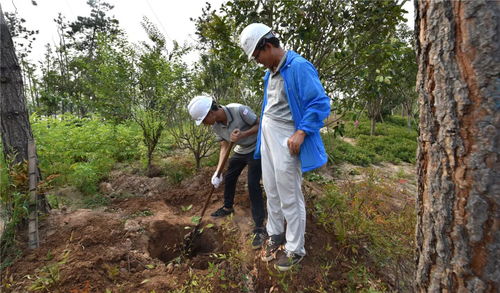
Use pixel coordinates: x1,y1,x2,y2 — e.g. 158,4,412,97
182,225,202,255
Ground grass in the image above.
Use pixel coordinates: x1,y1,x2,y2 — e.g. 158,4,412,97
324,115,418,165
310,167,415,291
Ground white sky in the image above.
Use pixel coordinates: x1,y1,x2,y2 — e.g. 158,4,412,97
1,0,227,64
1,0,414,65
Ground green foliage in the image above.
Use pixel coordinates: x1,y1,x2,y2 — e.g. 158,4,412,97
0,151,30,269
162,157,195,184
312,170,415,291
193,0,411,117
83,194,110,208
168,116,217,170
27,250,70,291
324,116,417,165
90,33,135,122
127,209,154,219
31,114,141,194
326,138,377,166
0,191,29,270
181,204,193,212
131,18,192,174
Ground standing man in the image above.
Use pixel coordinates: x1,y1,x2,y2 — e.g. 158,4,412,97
187,95,267,249
239,23,331,271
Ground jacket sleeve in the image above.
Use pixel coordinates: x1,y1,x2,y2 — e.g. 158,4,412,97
293,61,331,135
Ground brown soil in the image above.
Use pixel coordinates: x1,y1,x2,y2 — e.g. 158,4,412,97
1,163,414,292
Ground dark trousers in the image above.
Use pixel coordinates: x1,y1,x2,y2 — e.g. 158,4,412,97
223,152,265,228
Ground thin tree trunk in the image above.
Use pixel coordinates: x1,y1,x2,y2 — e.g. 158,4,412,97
415,0,499,292
370,117,376,136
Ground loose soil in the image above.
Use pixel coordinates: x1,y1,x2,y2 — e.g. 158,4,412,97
1,163,415,292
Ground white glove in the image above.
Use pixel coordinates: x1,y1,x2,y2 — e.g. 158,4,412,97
211,172,223,188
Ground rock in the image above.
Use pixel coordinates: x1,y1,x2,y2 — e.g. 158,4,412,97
166,263,174,273
124,220,141,232
123,238,133,250
99,182,114,194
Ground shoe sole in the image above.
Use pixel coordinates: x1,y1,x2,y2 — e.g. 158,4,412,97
252,243,263,250
274,264,292,271
274,257,304,272
210,212,234,218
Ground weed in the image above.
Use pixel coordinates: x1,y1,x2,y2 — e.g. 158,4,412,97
312,169,415,291
102,263,120,280
27,249,70,291
162,157,195,184
181,204,193,212
345,264,386,292
127,209,154,219
304,172,330,184
82,194,110,208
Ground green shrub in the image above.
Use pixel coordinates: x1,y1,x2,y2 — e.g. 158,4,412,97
323,115,417,165
312,174,415,291
83,194,110,208
31,114,142,194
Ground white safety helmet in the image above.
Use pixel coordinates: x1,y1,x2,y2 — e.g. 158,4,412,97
187,95,213,125
239,23,272,60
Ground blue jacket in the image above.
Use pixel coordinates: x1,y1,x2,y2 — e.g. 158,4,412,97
254,50,331,172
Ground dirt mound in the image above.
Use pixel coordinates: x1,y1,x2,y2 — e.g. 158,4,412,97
1,163,414,292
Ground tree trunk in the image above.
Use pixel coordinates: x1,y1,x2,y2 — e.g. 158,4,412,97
370,117,376,136
0,5,36,166
415,0,499,292
406,107,412,129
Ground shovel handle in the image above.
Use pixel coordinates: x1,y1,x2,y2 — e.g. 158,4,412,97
198,142,234,220
214,141,234,177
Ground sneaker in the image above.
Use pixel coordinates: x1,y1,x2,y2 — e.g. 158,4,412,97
210,206,234,218
251,229,267,249
261,234,285,261
274,251,304,272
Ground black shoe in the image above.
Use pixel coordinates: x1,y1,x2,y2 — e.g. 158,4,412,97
261,233,285,261
210,206,234,218
274,251,304,272
251,229,267,249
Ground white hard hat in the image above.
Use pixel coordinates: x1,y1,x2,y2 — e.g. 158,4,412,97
187,95,212,125
239,23,272,60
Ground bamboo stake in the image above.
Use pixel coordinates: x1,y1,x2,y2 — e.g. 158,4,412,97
28,139,39,249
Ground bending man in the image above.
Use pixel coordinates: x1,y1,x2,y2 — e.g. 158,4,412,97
188,95,267,249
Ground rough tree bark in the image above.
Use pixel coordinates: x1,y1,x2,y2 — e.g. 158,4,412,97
415,0,499,292
0,5,36,166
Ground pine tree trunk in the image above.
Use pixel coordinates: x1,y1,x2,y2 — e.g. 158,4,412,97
0,5,36,165
415,0,499,292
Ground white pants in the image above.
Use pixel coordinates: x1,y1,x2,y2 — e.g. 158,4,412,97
261,116,306,256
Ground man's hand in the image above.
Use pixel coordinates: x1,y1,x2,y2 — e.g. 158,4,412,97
230,129,242,142
211,172,223,188
287,130,306,155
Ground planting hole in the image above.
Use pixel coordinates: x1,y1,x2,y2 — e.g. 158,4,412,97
148,221,222,268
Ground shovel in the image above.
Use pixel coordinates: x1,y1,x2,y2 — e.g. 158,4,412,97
183,142,234,255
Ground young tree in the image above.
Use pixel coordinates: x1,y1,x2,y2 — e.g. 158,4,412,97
168,82,217,169
415,0,499,291
133,18,189,176
63,0,123,117
90,33,135,122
